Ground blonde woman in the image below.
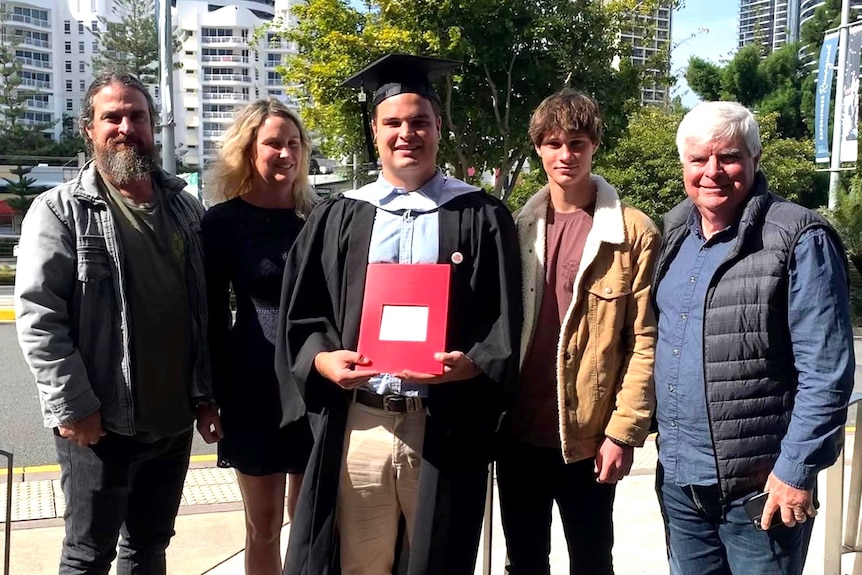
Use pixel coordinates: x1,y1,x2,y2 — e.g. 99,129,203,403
200,98,317,575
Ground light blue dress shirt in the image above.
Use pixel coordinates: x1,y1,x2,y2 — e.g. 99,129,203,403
343,170,479,396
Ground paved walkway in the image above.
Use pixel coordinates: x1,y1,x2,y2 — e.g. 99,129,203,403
4,435,860,574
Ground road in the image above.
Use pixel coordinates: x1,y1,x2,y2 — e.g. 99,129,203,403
0,323,216,466
1,319,861,466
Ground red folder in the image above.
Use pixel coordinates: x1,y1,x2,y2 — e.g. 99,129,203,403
357,263,451,375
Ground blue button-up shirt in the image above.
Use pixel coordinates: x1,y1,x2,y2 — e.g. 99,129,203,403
343,170,477,397
656,207,854,490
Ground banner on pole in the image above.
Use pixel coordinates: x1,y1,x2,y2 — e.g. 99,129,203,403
839,24,862,164
815,32,839,163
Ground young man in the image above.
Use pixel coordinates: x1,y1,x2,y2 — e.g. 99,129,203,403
499,89,660,574
14,72,216,574
276,54,521,574
653,101,853,574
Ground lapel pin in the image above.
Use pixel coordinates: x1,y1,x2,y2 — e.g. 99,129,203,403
451,251,464,264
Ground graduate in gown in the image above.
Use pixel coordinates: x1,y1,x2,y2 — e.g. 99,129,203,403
275,54,522,575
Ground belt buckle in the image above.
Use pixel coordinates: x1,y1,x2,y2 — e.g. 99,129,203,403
383,395,422,412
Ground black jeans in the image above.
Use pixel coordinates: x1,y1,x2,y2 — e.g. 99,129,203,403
497,441,616,575
54,428,193,575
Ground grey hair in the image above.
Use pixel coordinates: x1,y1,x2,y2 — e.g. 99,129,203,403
676,101,762,166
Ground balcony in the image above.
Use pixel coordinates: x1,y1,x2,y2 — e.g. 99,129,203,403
202,129,226,138
264,60,283,69
201,93,248,102
266,79,282,86
203,74,251,83
7,13,50,29
19,117,53,128
25,98,52,110
16,56,51,69
201,111,235,119
201,55,248,64
15,36,51,50
19,77,50,89
267,40,296,52
200,36,247,46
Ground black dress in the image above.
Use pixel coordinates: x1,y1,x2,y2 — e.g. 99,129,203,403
202,197,312,476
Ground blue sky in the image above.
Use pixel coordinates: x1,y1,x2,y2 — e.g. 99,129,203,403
671,1,740,106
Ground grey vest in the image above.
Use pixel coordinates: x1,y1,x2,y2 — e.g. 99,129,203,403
656,173,842,500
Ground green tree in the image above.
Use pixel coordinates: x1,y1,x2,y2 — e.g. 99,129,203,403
0,12,58,156
593,105,685,223
685,57,723,101
91,0,180,84
276,0,670,202
3,165,44,225
684,43,809,139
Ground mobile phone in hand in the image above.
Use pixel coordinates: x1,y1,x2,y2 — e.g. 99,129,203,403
743,492,782,530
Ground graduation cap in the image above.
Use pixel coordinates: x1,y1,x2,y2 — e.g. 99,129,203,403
341,53,461,164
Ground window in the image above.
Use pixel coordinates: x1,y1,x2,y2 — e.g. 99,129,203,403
66,80,72,92
79,80,86,91
64,41,71,54
66,99,74,111
78,22,84,34
92,41,98,52
79,61,85,73
91,20,98,32
65,60,72,72
78,41,84,54
64,20,71,34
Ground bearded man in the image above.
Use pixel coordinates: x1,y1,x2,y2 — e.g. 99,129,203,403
14,71,216,575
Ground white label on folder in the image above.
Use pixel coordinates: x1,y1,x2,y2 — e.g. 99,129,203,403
379,305,429,342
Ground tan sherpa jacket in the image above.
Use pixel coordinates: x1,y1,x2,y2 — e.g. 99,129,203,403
515,174,661,463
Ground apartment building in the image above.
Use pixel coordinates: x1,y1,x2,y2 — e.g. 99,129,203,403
0,0,298,168
620,2,673,106
172,0,299,167
0,0,109,143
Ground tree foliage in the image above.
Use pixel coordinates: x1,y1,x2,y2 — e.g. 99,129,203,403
685,43,808,139
91,0,180,85
593,106,685,223
3,164,44,214
275,0,672,201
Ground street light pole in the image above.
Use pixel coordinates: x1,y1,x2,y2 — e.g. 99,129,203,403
157,0,176,173
828,0,851,210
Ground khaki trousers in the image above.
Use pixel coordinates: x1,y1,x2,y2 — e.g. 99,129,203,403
337,401,426,575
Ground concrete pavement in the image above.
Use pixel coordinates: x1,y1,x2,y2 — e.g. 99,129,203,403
5,435,861,575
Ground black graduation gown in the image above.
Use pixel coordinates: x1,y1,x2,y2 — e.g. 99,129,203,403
275,190,522,575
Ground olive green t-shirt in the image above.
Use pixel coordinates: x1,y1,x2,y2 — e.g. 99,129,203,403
101,174,193,440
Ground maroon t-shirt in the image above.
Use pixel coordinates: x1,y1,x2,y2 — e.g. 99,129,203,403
510,205,593,448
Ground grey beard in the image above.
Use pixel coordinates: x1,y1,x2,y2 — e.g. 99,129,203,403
96,146,157,186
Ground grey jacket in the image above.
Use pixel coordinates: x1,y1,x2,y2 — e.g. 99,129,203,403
14,161,212,435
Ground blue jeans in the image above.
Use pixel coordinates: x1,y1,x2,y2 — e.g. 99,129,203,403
497,442,616,575
656,467,814,575
54,429,193,575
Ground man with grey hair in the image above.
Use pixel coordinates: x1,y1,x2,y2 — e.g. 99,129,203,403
14,71,217,574
652,101,854,574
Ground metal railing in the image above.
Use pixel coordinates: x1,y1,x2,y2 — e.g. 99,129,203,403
16,36,50,49
24,98,51,109
201,93,248,102
18,78,50,89
201,55,248,64
202,74,251,83
7,13,49,28
16,56,50,69
201,111,235,119
200,36,246,45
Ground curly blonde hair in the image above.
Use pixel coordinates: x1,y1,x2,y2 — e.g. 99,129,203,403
206,98,317,215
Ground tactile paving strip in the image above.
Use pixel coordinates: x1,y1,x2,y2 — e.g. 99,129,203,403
7,480,57,521
181,467,242,506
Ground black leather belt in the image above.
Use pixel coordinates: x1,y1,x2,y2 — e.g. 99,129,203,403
353,390,426,413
